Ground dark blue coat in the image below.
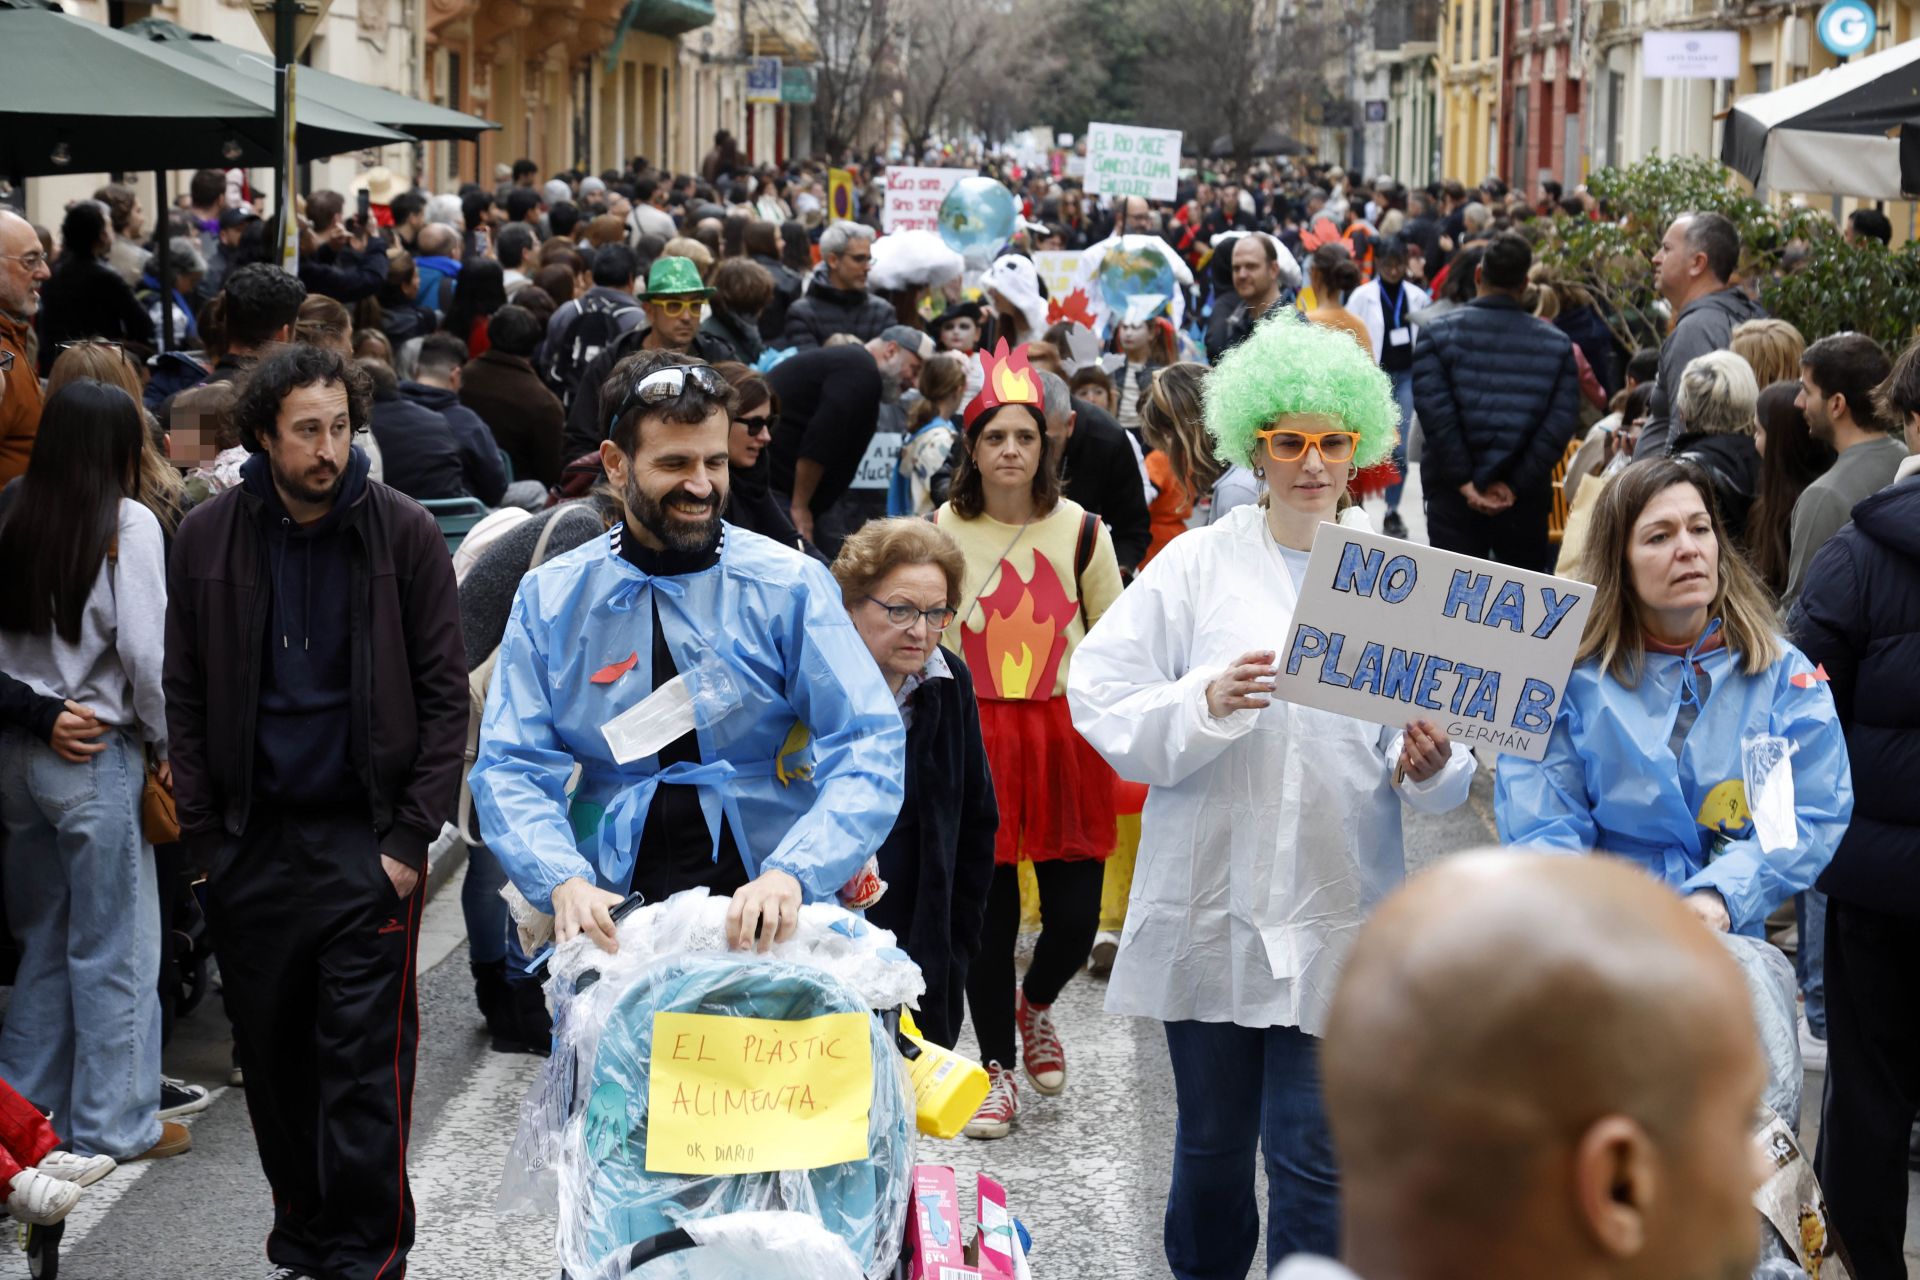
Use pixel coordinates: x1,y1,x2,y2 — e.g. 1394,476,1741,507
366,386,468,502
1411,294,1581,496
1789,473,1920,916
861,652,998,1049
401,380,508,506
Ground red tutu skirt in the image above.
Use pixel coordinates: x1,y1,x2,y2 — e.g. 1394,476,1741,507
977,696,1116,865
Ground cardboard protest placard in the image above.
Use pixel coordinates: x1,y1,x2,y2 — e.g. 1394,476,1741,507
1030,250,1080,304
1270,525,1594,761
645,1010,872,1174
1085,122,1181,202
882,166,974,234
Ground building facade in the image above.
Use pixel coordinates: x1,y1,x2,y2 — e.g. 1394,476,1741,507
1372,0,1444,186
1499,0,1582,197
1439,0,1502,184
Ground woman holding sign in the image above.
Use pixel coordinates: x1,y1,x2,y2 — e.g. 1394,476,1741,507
1495,457,1852,936
1067,315,1475,1278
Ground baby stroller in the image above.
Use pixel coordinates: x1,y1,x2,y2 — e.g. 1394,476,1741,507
8,1216,61,1279
502,890,922,1280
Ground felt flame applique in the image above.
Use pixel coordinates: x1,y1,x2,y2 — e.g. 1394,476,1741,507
591,652,640,684
962,339,1044,431
1790,664,1830,690
1047,287,1098,329
962,554,1079,701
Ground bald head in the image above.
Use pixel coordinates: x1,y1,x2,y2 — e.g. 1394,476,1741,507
1325,853,1766,1280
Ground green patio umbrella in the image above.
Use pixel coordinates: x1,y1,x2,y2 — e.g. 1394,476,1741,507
126,17,499,142
0,5,410,179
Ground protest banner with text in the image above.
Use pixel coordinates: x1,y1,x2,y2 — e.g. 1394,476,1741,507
1269,526,1594,761
882,166,974,234
1085,122,1182,202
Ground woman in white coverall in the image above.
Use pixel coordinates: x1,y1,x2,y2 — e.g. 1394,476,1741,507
1068,313,1476,1280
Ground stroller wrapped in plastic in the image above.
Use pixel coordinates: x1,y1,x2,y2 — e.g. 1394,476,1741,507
501,890,923,1280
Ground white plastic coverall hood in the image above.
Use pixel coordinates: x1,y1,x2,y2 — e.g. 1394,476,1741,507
1067,503,1475,1034
470,523,906,913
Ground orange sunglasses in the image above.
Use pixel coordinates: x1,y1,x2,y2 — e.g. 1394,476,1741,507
1254,428,1361,464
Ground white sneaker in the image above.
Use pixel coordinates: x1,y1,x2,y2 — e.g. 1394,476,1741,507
1088,931,1119,977
1799,1010,1828,1071
35,1150,115,1187
6,1168,82,1225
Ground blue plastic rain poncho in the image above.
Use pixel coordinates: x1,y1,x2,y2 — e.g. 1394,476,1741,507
470,523,906,912
1494,633,1852,935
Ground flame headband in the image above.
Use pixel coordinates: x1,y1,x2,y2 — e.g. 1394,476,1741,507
963,339,1045,435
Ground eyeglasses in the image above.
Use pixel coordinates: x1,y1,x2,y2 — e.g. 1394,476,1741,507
734,412,777,436
650,297,705,318
1255,428,1361,464
844,253,872,265
0,350,12,373
865,597,956,632
0,251,48,271
606,364,729,433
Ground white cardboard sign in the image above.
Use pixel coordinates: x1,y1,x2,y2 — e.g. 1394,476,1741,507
881,166,974,233
1084,122,1181,202
1270,525,1595,760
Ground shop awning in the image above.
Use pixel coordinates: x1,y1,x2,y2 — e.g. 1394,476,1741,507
1722,38,1920,199
125,16,499,142
603,0,713,71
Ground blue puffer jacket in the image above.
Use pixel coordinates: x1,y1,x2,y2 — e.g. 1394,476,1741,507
1789,471,1920,917
1411,295,1581,495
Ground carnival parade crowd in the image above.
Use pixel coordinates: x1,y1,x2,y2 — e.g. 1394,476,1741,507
0,142,1918,1280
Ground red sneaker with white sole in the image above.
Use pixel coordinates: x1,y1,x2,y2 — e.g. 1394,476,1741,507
963,1061,1020,1140
1017,990,1066,1095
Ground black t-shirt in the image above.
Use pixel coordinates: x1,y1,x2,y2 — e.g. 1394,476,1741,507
617,530,749,905
1378,281,1415,373
766,344,884,515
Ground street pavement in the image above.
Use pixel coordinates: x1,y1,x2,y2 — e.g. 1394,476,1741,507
18,477,1920,1280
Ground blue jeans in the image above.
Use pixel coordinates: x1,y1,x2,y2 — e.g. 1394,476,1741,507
1385,369,1413,512
0,726,161,1159
1797,889,1827,1039
461,839,510,967
1163,1021,1339,1279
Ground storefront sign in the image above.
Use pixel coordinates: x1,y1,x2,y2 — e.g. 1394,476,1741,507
1271,526,1594,761
645,1011,872,1175
781,65,816,104
1084,122,1181,202
1642,30,1741,79
1817,0,1877,56
746,56,782,103
881,165,973,233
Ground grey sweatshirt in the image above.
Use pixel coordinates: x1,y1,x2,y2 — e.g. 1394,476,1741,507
1784,434,1910,605
0,498,169,755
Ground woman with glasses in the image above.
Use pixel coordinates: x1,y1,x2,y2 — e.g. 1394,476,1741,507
830,518,997,1048
711,362,808,554
1068,316,1474,1277
933,341,1124,1140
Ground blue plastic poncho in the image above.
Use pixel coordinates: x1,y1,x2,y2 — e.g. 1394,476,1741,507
471,523,906,912
1494,634,1852,934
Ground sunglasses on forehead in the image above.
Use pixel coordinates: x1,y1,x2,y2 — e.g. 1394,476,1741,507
606,364,728,436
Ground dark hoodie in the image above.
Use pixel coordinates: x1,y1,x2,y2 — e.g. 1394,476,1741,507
1789,473,1920,915
401,379,508,504
1636,286,1767,460
726,449,815,559
242,446,367,807
367,379,469,501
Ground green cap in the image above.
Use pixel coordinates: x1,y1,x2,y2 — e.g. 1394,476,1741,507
645,256,715,299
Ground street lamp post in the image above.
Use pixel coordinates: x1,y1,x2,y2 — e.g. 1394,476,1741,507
251,0,332,272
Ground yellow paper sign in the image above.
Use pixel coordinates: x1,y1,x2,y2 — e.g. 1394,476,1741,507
645,1011,872,1175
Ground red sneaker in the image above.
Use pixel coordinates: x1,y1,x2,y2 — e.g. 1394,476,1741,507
1017,991,1066,1095
963,1061,1020,1140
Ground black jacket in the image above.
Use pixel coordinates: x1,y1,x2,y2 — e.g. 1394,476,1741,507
298,237,389,304
38,257,152,369
401,380,508,505
1061,399,1151,573
561,325,740,461
1412,295,1581,496
862,653,997,1049
699,307,763,365
751,254,804,343
0,669,61,744
1635,287,1767,460
765,344,885,517
163,445,467,870
1670,430,1759,541
367,384,469,501
781,270,896,351
1789,474,1920,916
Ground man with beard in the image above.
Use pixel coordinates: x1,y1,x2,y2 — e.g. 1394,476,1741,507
471,350,905,955
163,344,465,1280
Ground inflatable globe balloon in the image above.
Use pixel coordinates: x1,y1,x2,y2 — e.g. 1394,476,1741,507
937,176,1016,260
1097,235,1179,319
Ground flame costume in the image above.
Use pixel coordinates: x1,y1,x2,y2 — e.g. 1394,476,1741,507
935,343,1125,864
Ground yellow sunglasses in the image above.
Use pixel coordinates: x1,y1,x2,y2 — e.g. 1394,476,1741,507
1255,428,1360,464
651,298,705,318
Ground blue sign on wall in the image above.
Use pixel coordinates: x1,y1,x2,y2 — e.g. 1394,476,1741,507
1817,0,1878,57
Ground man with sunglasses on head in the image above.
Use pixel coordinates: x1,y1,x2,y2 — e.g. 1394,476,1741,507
471,350,906,956
0,209,51,486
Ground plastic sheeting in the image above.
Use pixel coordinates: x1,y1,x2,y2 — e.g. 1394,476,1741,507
1721,934,1802,1131
501,891,920,1280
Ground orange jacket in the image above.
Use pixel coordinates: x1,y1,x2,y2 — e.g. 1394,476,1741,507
0,312,41,487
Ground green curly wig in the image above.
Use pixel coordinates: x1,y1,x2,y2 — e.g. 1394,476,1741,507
1204,313,1399,469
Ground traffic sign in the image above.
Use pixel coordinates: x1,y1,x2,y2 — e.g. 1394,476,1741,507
250,0,332,61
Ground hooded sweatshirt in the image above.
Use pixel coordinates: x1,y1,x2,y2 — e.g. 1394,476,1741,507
242,446,367,807
1636,286,1767,460
401,379,508,505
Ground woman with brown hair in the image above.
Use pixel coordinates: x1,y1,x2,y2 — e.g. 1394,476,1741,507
1496,457,1852,937
934,341,1123,1139
710,361,806,552
47,342,184,537
1747,379,1836,597
829,518,996,1048
1302,242,1371,353
1138,362,1220,562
